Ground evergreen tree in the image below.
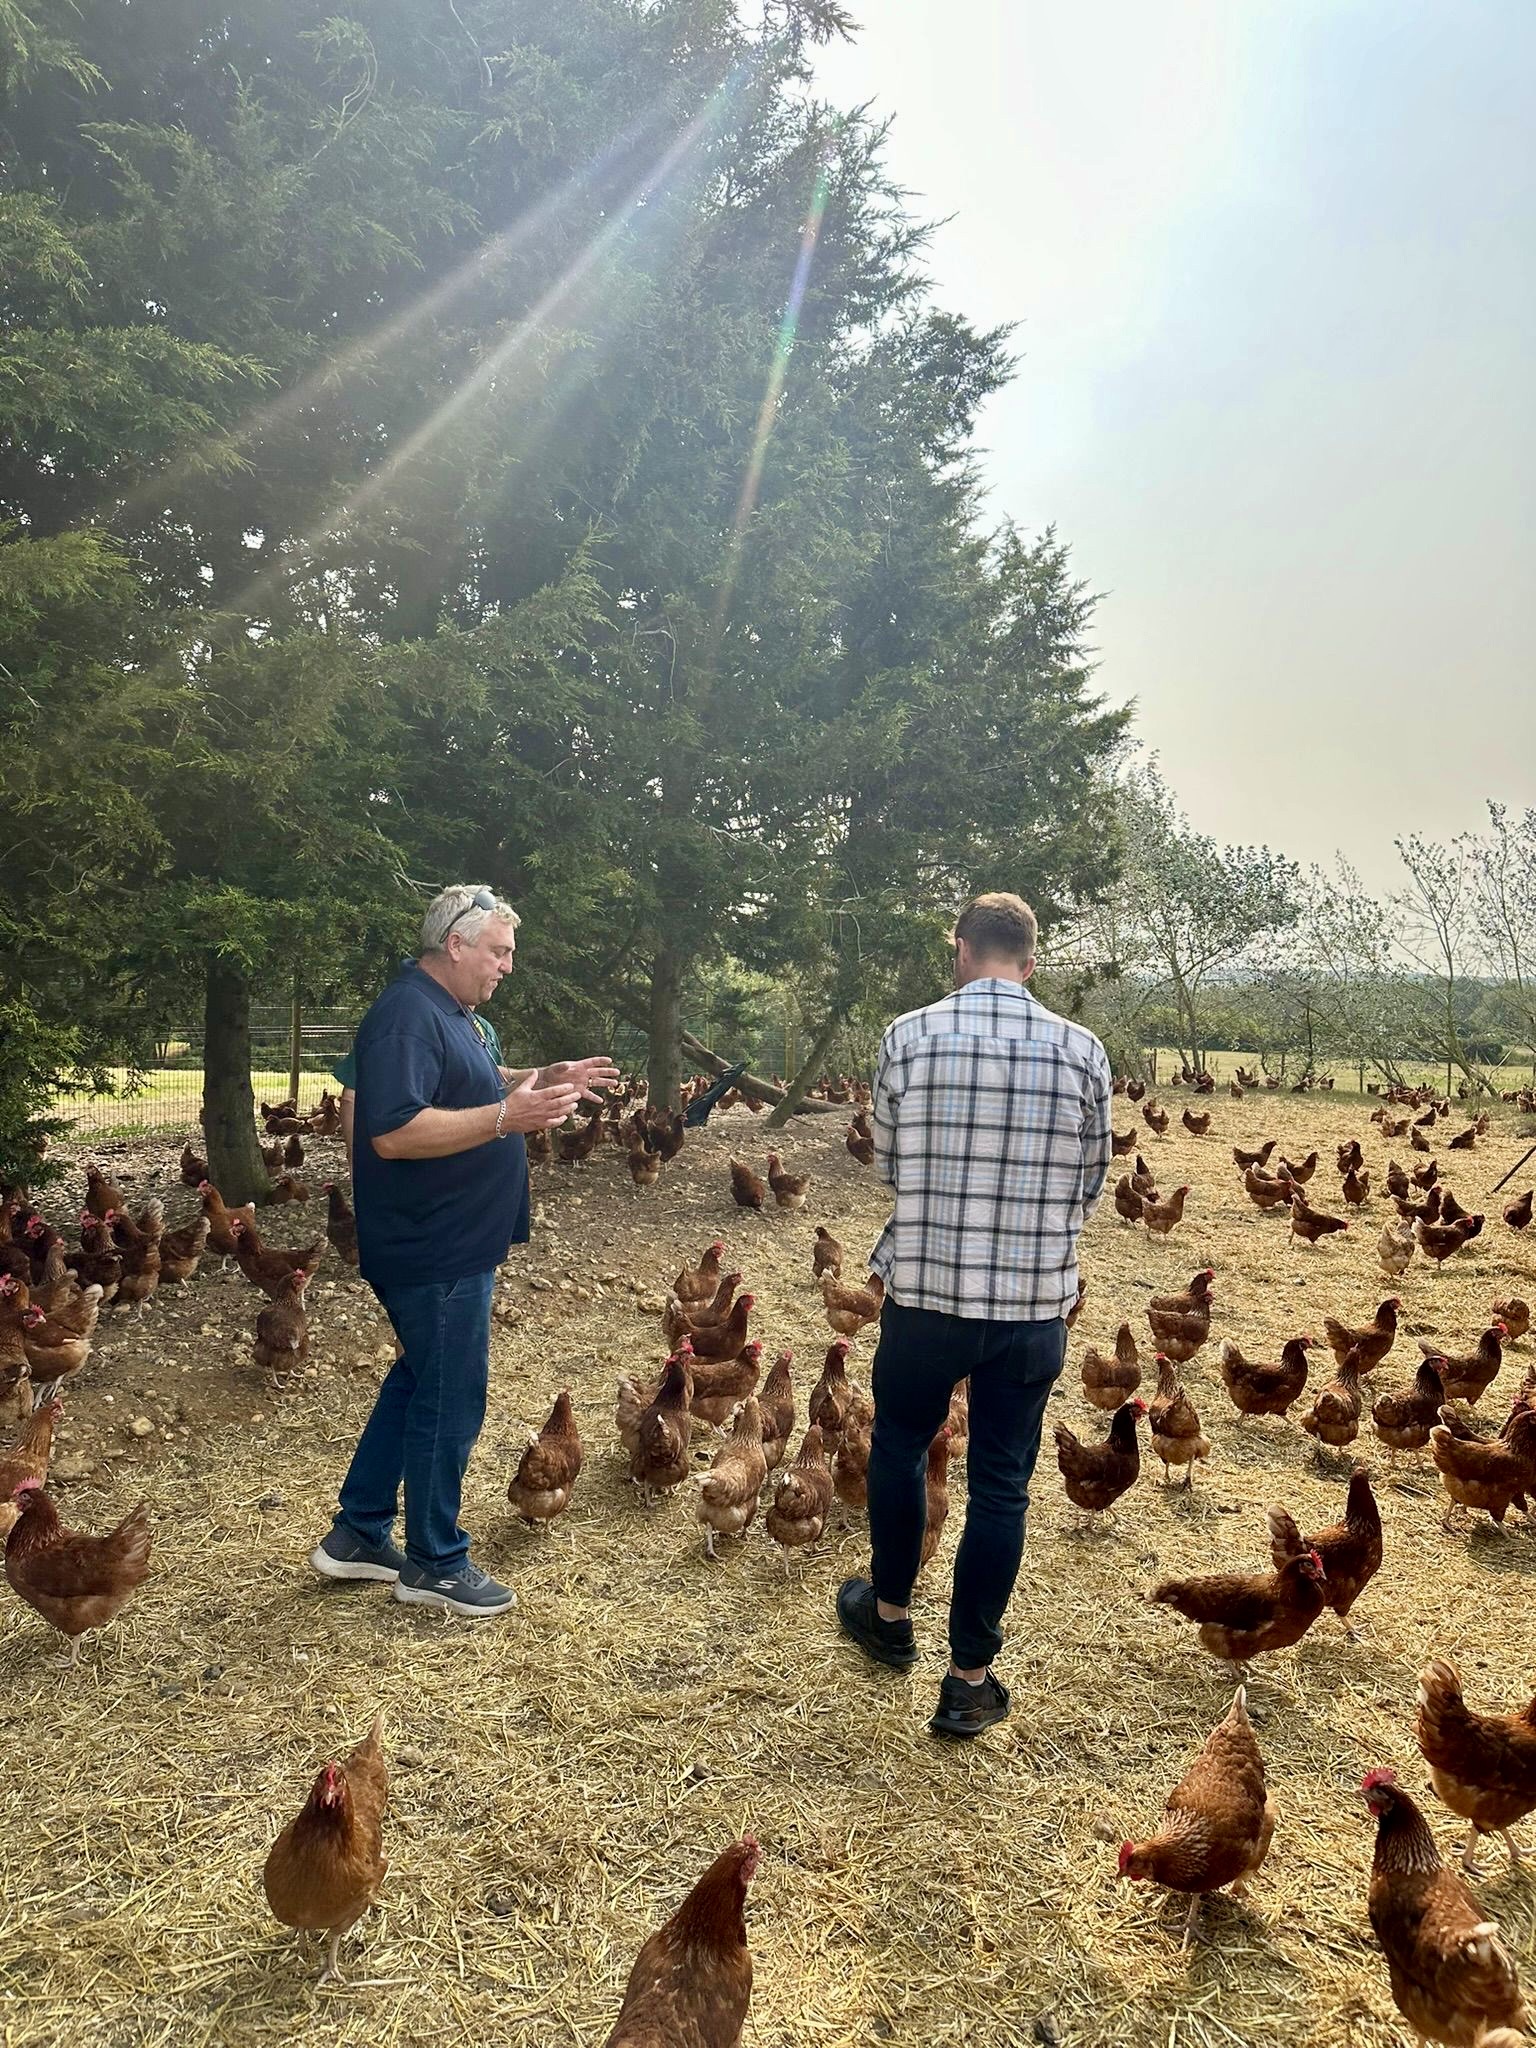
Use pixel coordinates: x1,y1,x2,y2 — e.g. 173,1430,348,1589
2,0,1128,1167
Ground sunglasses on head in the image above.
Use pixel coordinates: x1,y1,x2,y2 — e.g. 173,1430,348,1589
441,886,498,941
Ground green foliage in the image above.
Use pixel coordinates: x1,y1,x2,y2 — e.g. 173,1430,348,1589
1056,762,1303,1073
0,0,104,95
0,998,103,1187
1,0,1131,1145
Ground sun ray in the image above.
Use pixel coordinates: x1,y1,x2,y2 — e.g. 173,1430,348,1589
105,108,674,532
711,157,832,639
267,71,750,591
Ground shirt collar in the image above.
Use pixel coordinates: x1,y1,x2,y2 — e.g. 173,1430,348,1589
401,957,468,1018
955,977,1035,1001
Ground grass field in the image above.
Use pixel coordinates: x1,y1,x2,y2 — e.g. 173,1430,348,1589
3,1088,1534,2044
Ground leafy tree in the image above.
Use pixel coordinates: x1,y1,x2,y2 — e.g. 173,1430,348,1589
1056,762,1301,1074
1394,832,1488,1096
2,0,1132,1173
1,0,748,1173
1471,803,1536,1074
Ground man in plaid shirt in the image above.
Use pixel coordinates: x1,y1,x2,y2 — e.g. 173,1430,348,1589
837,892,1113,1738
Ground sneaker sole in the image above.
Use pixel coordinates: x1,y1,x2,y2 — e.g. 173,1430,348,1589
393,1582,517,1618
309,1545,401,1584
929,1713,1009,1741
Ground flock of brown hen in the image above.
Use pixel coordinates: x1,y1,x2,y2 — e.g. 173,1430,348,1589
0,1071,873,2031
510,1067,1536,2043
1054,1074,1535,2043
2,1062,1534,2041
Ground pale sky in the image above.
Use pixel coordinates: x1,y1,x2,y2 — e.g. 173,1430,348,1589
813,0,1536,894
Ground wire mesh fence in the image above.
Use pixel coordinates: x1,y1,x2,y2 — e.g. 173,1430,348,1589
53,1010,360,1137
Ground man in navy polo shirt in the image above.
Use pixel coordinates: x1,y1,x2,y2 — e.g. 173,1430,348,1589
310,884,618,1617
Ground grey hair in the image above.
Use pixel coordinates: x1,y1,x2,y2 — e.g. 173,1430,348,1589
420,885,521,954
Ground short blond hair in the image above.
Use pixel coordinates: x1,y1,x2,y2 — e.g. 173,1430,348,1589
954,892,1037,965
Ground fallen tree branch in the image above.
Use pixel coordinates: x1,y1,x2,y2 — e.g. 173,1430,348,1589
678,1030,842,1115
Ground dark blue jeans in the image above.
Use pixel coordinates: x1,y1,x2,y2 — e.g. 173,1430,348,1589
334,1269,495,1574
868,1298,1065,1669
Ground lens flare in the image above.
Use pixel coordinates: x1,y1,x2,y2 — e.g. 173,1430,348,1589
288,74,747,563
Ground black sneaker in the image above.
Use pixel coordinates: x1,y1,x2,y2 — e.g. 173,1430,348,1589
309,1525,407,1583
930,1669,1011,1741
836,1577,918,1669
393,1559,516,1618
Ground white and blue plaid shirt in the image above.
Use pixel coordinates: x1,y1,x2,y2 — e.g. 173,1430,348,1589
868,979,1114,1322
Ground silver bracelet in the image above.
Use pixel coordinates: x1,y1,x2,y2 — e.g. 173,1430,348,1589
494,1096,508,1140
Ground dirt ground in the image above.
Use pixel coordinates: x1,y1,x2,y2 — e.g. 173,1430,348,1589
1,1087,1533,2047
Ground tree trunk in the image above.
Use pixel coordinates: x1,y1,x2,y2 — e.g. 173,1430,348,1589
767,1006,845,1128
647,945,684,1110
202,953,269,1204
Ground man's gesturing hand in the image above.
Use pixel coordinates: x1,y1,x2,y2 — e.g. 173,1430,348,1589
540,1056,622,1104
501,1071,584,1133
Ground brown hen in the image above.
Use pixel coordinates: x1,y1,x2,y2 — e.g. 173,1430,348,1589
1150,1515,1328,1664
1269,1468,1382,1638
765,1424,832,1568
1147,1270,1215,1364
696,1399,767,1559
603,1836,758,2048
1149,1355,1210,1486
1417,1657,1536,1877
1118,1685,1276,1948
508,1388,583,1526
5,1482,151,1662
264,1714,389,1984
1362,1768,1528,2048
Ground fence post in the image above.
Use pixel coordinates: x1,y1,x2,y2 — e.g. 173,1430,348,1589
288,978,303,1108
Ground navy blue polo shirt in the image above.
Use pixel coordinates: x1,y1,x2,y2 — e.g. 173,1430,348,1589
352,961,529,1287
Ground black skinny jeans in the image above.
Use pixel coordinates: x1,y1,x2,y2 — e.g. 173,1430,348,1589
867,1297,1065,1669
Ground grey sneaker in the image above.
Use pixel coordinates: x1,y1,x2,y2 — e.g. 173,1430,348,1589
310,1525,407,1583
393,1559,516,1618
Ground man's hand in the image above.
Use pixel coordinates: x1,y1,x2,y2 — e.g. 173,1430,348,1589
500,1071,584,1133
540,1056,622,1105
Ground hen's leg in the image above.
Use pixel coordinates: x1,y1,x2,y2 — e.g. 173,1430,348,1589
1179,1894,1201,1949
1499,1828,1525,1870
318,1928,345,1986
